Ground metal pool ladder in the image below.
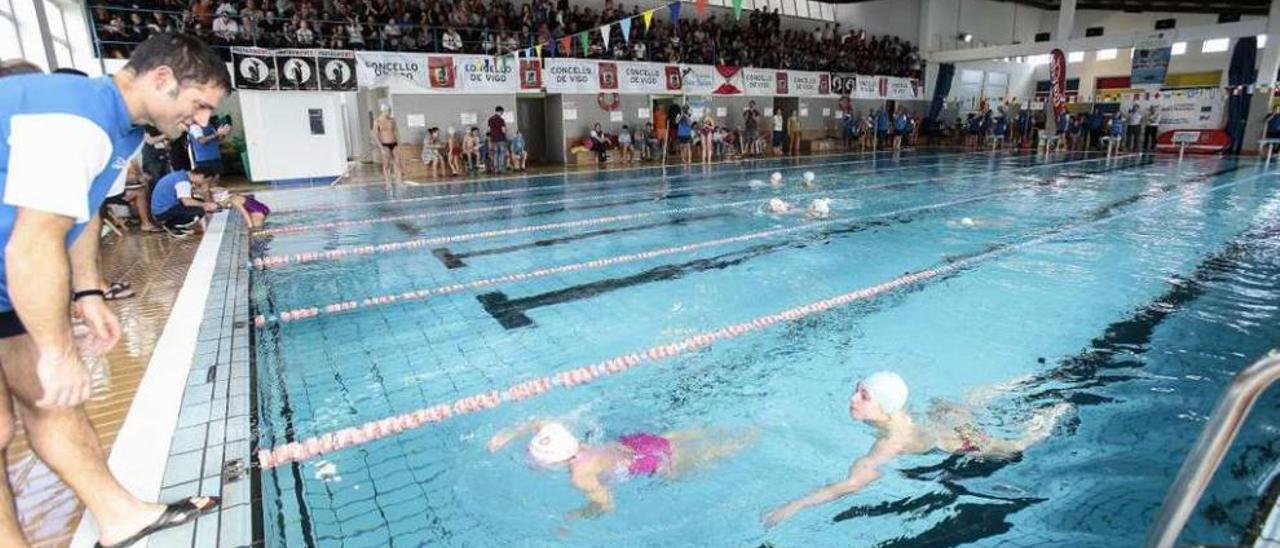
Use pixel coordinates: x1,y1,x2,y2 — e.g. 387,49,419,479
1145,352,1280,548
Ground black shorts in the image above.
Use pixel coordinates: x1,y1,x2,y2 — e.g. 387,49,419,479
1267,130,1280,140
157,204,206,228
0,310,25,338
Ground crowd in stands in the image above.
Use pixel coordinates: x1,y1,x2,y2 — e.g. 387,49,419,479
90,0,922,77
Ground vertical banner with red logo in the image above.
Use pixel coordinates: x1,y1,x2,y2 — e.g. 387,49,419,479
775,72,788,95
520,59,542,90
598,62,619,89
664,65,683,91
1049,48,1067,118
428,56,456,89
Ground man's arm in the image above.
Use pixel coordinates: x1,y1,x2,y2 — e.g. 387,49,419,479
7,209,75,355
68,214,120,355
763,436,906,527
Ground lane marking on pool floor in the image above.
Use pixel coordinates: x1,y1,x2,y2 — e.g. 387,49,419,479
258,152,1046,236
253,164,1270,470
251,154,1145,270
270,149,978,214
254,155,1158,325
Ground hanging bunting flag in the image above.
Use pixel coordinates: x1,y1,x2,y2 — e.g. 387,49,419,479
669,2,681,27
620,17,632,44
600,24,611,51
548,37,559,57
643,9,655,31
534,44,543,64
732,0,743,19
695,0,707,18
579,31,590,54
559,35,571,56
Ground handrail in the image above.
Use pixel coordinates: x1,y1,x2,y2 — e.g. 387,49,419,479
1145,352,1280,548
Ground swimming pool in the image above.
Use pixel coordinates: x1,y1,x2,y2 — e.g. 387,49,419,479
249,150,1280,547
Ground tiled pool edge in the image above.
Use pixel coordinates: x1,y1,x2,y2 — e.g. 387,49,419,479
138,214,254,548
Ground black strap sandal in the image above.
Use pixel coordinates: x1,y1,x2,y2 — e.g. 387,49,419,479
93,496,221,548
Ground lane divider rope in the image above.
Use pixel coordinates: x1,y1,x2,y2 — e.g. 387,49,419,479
254,163,1260,470
250,154,1138,270
257,152,1025,236
270,149,984,215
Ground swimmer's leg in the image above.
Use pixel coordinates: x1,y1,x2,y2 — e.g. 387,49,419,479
980,403,1071,459
663,428,756,479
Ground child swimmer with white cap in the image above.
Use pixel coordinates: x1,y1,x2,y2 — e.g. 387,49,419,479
488,420,754,519
763,371,1070,527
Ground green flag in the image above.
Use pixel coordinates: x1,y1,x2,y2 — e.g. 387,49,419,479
579,32,590,54
732,0,743,19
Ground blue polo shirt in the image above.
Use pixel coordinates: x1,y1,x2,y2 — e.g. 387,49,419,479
189,122,221,163
0,74,143,311
151,170,195,217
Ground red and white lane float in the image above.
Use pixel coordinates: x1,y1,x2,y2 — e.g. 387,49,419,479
252,190,1010,327
250,154,1120,271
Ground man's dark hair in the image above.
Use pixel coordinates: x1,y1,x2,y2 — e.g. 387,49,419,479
0,59,42,78
124,33,233,91
495,106,504,113
190,166,220,178
52,67,88,76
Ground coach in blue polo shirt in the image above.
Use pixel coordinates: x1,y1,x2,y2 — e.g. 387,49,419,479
0,33,229,547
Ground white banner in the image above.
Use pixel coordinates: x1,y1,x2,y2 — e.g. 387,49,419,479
885,76,923,100
355,51,429,92
788,71,821,97
742,68,775,96
454,54,518,92
544,58,599,93
853,74,881,99
619,62,667,93
680,64,717,95
1159,88,1226,131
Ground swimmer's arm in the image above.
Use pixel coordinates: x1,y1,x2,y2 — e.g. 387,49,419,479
567,461,614,519
485,420,548,452
763,437,904,527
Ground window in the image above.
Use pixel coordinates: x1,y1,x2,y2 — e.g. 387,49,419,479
42,0,74,68
1096,48,1117,60
1067,51,1084,63
1260,34,1268,48
1171,41,1187,55
1027,54,1050,66
0,0,20,59
1202,38,1229,53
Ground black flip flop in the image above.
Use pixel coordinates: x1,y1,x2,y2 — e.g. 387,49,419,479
93,496,221,548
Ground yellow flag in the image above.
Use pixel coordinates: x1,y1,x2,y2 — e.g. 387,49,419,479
643,9,654,31
535,44,543,64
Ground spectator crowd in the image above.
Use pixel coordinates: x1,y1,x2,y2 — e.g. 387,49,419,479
91,0,923,77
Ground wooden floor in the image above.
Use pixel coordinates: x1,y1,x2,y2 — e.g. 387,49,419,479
9,228,202,548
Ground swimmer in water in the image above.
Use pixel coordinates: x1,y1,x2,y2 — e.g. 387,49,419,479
807,198,831,219
768,197,793,214
763,371,1070,527
488,421,753,519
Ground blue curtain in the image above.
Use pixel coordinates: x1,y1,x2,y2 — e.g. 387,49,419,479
1226,37,1257,155
927,63,955,134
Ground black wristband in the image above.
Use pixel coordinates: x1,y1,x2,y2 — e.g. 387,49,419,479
72,289,106,302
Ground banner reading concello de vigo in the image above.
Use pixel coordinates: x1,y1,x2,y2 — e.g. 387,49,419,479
270,48,925,98
355,51,429,92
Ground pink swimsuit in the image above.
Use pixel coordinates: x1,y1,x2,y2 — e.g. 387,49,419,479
619,433,672,476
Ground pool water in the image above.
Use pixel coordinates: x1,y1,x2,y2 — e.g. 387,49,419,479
250,150,1280,547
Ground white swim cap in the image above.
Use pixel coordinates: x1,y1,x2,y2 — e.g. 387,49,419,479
961,217,976,226
379,104,390,113
448,126,456,134
769,198,790,213
860,371,909,414
528,422,579,466
810,198,830,214
803,171,816,183
770,172,783,184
